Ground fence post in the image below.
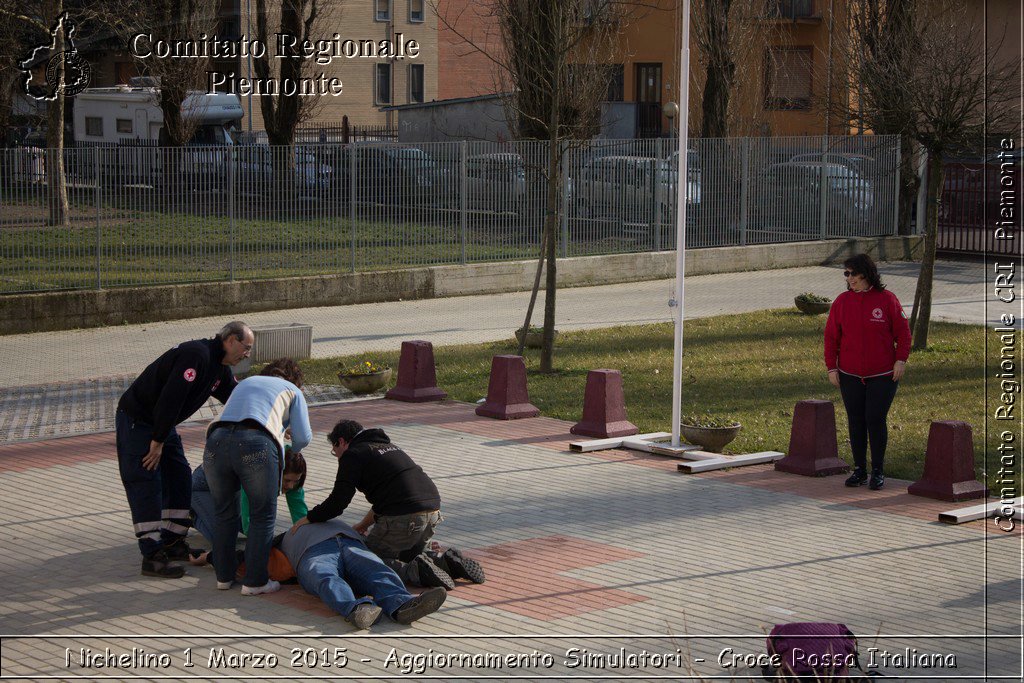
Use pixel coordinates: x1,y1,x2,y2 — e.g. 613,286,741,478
891,137,901,236
739,138,749,247
819,135,828,240
459,140,467,264
94,148,101,290
349,143,357,273
227,147,235,281
651,140,662,253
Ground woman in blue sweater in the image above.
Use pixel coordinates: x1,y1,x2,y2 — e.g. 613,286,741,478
203,358,312,595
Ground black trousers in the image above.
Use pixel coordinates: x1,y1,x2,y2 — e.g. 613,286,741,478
838,372,899,473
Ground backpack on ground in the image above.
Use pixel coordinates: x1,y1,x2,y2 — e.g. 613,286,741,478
763,622,875,681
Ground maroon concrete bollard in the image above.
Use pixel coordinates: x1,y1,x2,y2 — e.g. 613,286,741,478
775,400,850,476
475,355,540,420
908,421,988,501
384,340,448,403
570,369,638,438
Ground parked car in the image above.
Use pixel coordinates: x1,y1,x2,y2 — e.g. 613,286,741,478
466,153,526,213
575,153,700,222
751,161,873,234
330,145,449,205
235,145,333,192
789,152,876,178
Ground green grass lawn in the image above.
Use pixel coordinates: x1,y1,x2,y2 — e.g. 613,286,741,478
298,310,998,486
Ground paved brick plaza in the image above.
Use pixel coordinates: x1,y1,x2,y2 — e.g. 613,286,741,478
0,399,1019,681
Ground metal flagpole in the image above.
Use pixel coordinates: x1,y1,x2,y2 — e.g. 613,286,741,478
670,0,692,447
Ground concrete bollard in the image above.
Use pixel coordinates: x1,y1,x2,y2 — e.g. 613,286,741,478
570,369,638,438
775,399,850,476
475,355,540,420
908,421,988,502
384,340,448,403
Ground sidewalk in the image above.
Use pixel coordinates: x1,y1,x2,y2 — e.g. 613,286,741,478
0,398,1019,680
0,259,991,443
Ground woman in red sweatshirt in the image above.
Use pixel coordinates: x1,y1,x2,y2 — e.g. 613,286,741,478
824,253,912,490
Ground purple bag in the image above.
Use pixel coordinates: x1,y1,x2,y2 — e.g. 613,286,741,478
766,622,860,680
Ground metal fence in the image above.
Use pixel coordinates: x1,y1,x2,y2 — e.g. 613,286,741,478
937,159,1019,256
0,134,899,294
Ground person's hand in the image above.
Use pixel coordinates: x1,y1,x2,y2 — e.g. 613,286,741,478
893,361,906,381
352,520,370,536
288,517,309,535
188,551,210,566
142,441,164,470
284,428,292,441
827,370,840,388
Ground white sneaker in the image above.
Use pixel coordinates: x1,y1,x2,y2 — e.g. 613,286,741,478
216,580,234,590
241,580,280,596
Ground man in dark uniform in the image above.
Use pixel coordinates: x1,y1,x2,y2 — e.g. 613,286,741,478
117,321,254,578
290,419,484,590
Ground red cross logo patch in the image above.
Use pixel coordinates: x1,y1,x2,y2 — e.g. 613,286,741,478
183,368,197,382
872,308,884,319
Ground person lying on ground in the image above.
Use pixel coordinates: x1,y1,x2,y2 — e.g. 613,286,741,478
289,419,484,590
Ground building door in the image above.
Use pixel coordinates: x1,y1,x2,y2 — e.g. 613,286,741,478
634,63,662,138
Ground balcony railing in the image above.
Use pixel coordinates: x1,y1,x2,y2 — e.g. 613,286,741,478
764,0,816,20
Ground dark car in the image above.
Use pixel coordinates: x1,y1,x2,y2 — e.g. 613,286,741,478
750,161,873,236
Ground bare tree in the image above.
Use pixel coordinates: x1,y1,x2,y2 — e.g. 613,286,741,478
436,0,624,371
835,0,1018,348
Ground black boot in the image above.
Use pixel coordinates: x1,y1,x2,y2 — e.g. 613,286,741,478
431,548,486,584
844,468,868,487
141,550,185,578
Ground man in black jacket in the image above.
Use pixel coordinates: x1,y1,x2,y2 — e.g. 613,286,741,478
117,321,253,578
290,419,484,589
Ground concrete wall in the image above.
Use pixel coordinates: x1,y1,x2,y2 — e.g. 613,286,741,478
0,236,920,335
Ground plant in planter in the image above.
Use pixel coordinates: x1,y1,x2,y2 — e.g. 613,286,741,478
794,292,832,315
515,325,558,349
679,414,742,453
337,360,393,395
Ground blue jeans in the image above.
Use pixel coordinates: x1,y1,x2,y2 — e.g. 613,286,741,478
203,424,280,587
297,536,413,619
116,410,191,557
191,465,245,542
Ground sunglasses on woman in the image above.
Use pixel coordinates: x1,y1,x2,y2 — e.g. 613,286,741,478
843,271,858,277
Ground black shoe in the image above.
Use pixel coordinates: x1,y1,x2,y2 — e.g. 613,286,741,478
439,548,486,584
162,537,193,562
844,469,868,487
346,603,383,630
393,587,447,625
411,555,455,590
141,551,185,579
869,471,885,490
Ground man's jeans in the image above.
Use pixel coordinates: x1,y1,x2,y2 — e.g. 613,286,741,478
296,536,412,618
365,510,442,583
116,409,191,557
203,424,280,587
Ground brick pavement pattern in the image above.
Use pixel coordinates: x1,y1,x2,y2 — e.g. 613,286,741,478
0,399,1019,680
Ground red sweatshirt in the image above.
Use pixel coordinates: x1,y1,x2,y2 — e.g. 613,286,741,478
824,287,912,378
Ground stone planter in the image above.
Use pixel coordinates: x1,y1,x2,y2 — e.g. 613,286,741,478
337,368,392,395
515,328,558,349
794,297,832,315
680,423,742,453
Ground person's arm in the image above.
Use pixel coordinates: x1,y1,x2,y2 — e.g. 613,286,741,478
211,367,238,405
240,489,251,535
823,296,842,387
147,350,205,470
352,509,374,536
287,389,313,453
890,292,912,380
305,460,358,523
286,487,308,524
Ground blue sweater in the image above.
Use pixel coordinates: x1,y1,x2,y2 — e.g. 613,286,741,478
208,376,312,462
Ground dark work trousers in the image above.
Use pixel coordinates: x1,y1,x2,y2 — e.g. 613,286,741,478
116,409,192,557
838,372,899,473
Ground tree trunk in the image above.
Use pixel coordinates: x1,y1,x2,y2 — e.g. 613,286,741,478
896,134,921,235
699,0,734,139
540,138,559,373
910,150,943,350
45,5,68,228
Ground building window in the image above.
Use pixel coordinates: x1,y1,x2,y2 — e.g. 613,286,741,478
85,117,103,137
409,0,424,22
116,119,133,134
375,63,392,104
114,61,137,84
606,64,624,101
375,0,391,21
765,47,812,110
409,63,424,103
765,0,814,20
220,20,239,39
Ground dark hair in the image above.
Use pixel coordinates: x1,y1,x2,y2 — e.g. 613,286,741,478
284,448,307,489
260,357,304,388
328,419,363,447
843,253,885,291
